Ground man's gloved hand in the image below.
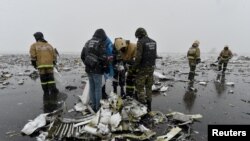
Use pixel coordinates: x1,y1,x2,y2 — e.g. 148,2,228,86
107,56,113,62
117,65,125,72
31,60,37,69
196,58,201,64
217,56,221,61
53,61,57,66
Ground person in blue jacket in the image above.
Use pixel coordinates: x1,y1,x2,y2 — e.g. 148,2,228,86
102,37,114,99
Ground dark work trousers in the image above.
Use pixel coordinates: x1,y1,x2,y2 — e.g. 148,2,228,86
112,68,125,97
39,68,58,95
188,59,196,81
126,68,137,97
218,60,228,72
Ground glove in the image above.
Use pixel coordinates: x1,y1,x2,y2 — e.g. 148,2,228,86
53,61,57,66
117,64,125,72
31,60,37,69
217,57,221,61
107,56,113,61
196,58,201,64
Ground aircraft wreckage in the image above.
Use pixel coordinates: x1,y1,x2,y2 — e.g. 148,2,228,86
21,80,202,141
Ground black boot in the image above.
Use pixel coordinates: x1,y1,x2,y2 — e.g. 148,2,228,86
188,72,194,81
50,84,59,94
120,86,125,97
113,86,117,94
147,100,152,112
218,65,222,71
188,73,191,81
42,85,49,95
222,68,226,73
102,85,108,99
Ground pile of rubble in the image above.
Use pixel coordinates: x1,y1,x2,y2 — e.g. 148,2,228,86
21,89,202,141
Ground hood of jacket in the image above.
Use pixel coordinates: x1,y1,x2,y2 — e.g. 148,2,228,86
93,28,107,41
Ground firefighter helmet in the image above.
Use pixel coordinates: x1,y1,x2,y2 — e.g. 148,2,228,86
135,27,147,38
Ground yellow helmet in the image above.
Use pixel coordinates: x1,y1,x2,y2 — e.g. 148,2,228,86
194,40,200,45
114,38,127,51
192,40,200,47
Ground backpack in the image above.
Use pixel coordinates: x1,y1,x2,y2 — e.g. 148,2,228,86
84,53,99,68
84,39,101,68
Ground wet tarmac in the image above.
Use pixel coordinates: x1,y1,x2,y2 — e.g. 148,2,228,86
1,53,250,141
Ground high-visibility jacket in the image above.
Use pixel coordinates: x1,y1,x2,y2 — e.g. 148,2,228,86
219,49,232,61
187,46,200,60
29,41,56,69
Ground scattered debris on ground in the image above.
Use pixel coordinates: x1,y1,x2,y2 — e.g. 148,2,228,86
21,90,203,141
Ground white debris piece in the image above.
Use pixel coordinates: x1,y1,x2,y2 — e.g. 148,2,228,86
74,102,87,112
54,68,64,85
160,86,168,92
90,110,100,126
166,112,203,120
79,81,89,105
152,84,161,91
36,132,48,141
81,125,98,135
199,82,207,86
123,98,148,119
156,126,182,141
163,92,167,96
97,123,110,135
99,108,112,125
21,113,48,135
139,124,150,132
62,67,71,71
154,71,168,80
3,81,9,85
18,80,24,85
17,72,24,76
226,82,235,86
4,74,12,78
110,112,122,128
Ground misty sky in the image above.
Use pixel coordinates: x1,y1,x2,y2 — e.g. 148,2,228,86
0,0,250,54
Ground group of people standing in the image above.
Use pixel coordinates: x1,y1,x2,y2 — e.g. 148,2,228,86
80,28,157,112
187,40,233,82
29,28,232,113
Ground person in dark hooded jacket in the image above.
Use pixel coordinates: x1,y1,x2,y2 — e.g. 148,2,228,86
81,29,108,112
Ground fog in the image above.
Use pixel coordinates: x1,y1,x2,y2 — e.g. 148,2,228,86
0,0,250,54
